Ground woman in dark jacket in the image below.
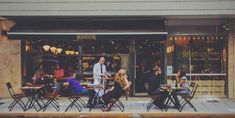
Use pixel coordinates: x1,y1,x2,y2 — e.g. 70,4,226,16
102,69,130,111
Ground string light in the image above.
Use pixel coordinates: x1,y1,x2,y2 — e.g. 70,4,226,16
174,37,177,41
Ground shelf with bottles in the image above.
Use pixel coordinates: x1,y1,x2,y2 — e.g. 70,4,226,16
191,51,206,61
208,52,221,61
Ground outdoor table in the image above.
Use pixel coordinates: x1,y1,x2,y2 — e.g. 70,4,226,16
161,86,183,111
86,84,105,112
21,85,45,112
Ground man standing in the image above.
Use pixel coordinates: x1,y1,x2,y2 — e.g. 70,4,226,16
93,57,108,85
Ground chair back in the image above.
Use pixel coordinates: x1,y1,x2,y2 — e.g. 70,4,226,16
144,82,152,96
189,82,198,98
6,82,16,97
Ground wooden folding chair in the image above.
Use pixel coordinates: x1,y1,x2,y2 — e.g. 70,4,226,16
6,82,26,111
65,95,86,112
179,82,198,112
144,82,164,111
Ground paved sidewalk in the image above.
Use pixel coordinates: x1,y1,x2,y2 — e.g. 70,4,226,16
0,96,235,117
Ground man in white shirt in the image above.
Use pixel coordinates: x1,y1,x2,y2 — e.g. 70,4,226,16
93,57,109,85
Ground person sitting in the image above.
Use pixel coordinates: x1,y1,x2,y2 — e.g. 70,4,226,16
52,79,60,98
101,69,130,111
172,69,190,109
63,73,89,96
32,63,45,84
147,66,167,109
74,70,86,82
54,64,64,79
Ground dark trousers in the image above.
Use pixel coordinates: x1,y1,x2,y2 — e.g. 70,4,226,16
152,90,168,107
87,90,96,106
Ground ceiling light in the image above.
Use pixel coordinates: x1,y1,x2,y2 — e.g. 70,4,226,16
56,48,63,53
50,47,57,53
43,45,51,52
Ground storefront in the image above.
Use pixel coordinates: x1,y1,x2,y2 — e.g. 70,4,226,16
4,17,228,97
20,34,167,96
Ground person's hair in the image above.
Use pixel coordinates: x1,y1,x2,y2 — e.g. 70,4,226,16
99,57,105,62
115,69,128,87
153,66,161,73
33,63,43,76
179,69,186,78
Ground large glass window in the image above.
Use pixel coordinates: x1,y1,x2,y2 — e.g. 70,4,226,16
167,35,227,96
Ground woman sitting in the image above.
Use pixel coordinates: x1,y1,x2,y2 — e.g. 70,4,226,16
101,69,130,111
173,69,190,108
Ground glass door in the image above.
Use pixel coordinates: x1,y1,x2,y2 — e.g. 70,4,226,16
134,39,165,95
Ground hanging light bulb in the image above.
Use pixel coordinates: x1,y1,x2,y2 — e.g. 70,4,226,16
70,51,75,55
65,50,70,55
50,47,56,53
56,48,63,53
43,45,51,52
170,37,173,40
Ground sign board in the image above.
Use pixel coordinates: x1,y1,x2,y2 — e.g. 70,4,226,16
167,66,173,74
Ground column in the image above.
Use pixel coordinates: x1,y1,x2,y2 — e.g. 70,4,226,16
228,20,235,98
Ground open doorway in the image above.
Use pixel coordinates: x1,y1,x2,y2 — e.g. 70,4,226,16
134,39,166,96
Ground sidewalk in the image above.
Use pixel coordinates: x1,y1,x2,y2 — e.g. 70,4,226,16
0,96,235,117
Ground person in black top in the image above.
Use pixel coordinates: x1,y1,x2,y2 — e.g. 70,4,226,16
147,66,167,108
102,69,130,111
86,69,130,110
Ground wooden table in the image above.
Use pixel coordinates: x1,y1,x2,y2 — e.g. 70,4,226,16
161,86,183,111
85,84,106,112
21,85,45,112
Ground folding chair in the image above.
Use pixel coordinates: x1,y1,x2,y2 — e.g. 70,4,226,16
65,95,86,112
89,89,106,112
6,82,26,111
64,86,86,112
144,82,164,111
107,91,125,112
42,85,60,112
179,82,198,112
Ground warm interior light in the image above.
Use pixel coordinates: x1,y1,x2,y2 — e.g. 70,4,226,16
25,45,30,52
50,47,56,53
70,51,75,55
65,50,70,55
43,45,51,51
75,52,79,55
56,48,62,53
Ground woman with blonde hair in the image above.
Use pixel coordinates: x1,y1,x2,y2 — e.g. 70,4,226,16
101,69,130,111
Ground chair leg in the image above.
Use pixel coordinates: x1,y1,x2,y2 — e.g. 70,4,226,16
43,98,60,112
115,100,124,112
73,99,82,112
146,99,154,111
180,98,196,112
8,98,26,111
65,97,82,112
77,97,86,107
8,100,16,110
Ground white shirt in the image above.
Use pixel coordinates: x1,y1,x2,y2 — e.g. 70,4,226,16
93,62,107,80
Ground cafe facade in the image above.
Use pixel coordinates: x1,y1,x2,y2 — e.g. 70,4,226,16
0,0,235,98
